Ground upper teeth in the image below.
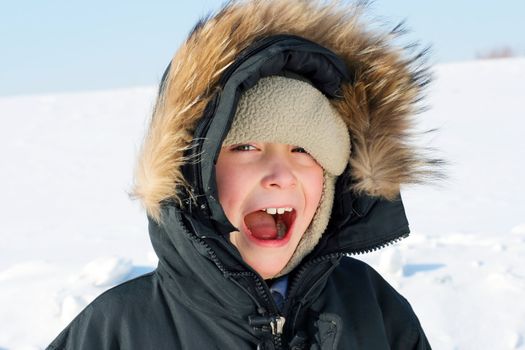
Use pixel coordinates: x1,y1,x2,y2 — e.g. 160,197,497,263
262,207,293,214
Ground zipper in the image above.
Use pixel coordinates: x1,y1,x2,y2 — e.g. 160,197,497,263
242,267,286,349
284,231,409,329
284,253,344,316
179,211,286,348
250,276,285,349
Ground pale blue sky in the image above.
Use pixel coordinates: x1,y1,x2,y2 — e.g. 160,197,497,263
1,1,524,96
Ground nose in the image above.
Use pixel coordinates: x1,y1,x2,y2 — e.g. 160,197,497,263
260,155,297,189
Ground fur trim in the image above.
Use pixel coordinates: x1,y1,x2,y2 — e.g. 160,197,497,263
133,0,441,221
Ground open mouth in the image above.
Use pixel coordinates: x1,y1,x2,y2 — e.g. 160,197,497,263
243,207,297,242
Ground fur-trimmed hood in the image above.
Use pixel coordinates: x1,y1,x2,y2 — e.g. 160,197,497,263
133,0,439,222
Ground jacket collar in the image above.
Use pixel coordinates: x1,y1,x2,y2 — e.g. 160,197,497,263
149,187,409,313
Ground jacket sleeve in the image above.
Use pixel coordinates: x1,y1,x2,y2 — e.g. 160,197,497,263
46,303,119,350
404,323,432,350
413,329,432,350
393,295,432,350
331,258,433,350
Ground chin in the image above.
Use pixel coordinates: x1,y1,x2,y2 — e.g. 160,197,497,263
241,249,291,279
241,245,291,279
230,230,300,279
254,264,286,280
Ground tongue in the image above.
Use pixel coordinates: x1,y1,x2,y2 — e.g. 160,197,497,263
244,211,277,240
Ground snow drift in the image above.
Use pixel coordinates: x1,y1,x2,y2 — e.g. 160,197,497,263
0,58,524,349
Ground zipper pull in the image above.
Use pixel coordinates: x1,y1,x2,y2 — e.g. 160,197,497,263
270,316,286,335
249,315,286,335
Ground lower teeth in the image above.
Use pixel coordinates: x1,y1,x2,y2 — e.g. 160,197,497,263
276,221,286,239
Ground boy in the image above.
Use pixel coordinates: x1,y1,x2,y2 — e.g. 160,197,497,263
48,1,438,349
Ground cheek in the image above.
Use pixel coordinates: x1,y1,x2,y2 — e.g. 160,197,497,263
215,155,248,225
303,166,324,206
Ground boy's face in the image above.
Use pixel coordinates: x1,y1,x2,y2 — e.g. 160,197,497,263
216,142,323,279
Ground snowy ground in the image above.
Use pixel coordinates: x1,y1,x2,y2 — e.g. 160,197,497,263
0,58,524,349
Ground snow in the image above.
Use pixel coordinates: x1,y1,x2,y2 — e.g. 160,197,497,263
1,58,524,349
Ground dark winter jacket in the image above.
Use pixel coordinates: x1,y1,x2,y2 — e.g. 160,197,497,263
48,200,430,350
48,1,438,349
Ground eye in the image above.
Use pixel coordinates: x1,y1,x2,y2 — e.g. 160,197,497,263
231,144,257,152
292,147,308,154
291,146,318,165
